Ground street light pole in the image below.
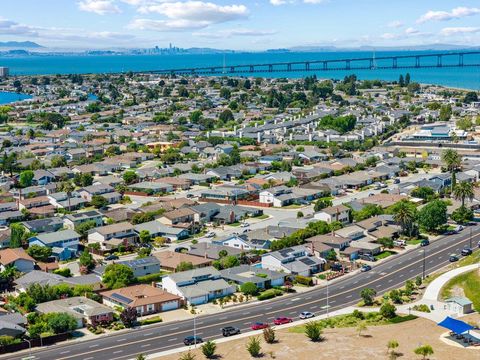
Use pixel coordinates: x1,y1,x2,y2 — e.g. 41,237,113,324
25,339,32,359
193,313,197,349
470,227,472,249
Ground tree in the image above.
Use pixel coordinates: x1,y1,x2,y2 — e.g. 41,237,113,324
123,171,138,185
456,118,473,131
75,220,97,239
26,245,52,262
398,74,405,87
356,321,367,337
135,354,146,360
463,91,478,104
102,264,135,289
391,200,417,237
380,303,397,319
201,340,217,359
417,200,447,232
139,230,151,244
50,155,67,168
120,307,137,327
377,237,394,249
405,73,411,85
219,109,234,123
175,261,194,272
439,104,452,121
90,195,108,209
442,150,461,191
413,344,434,359
246,336,261,357
360,288,376,306
410,187,435,201
387,340,399,357
74,173,93,187
46,312,78,334
314,198,333,212
179,351,196,360
79,251,95,272
451,206,473,224
19,170,34,188
240,282,259,296
453,181,474,208
263,326,276,344
304,321,323,342
9,223,27,248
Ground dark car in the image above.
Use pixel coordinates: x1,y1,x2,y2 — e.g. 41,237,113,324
393,178,400,184
360,254,376,262
251,322,269,330
273,317,293,325
330,263,343,272
105,254,119,260
461,248,473,256
449,254,459,262
360,264,372,272
186,193,195,198
184,336,203,346
222,326,240,337
420,239,430,247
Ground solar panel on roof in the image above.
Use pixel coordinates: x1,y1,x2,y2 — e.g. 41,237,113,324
110,293,133,304
300,258,315,265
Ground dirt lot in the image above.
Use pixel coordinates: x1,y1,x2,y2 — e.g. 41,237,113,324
155,316,480,360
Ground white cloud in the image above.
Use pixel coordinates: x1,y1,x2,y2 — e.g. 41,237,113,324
194,28,276,38
380,33,396,40
388,20,403,28
417,7,480,24
303,0,327,4
130,1,248,31
0,19,39,36
78,0,121,15
440,27,480,36
270,0,287,5
405,27,419,35
270,0,326,5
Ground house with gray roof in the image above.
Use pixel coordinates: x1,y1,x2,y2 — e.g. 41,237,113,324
162,266,235,305
134,220,190,241
29,229,80,260
261,245,326,277
220,265,285,289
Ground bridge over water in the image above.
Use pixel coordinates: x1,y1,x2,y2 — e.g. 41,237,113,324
143,51,480,76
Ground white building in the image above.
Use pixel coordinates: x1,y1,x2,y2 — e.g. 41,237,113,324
314,204,350,224
0,67,9,78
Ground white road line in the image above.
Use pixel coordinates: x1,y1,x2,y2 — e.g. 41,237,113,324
144,332,153,336
116,338,126,342
84,357,94,360
330,300,336,304
305,296,312,300
388,279,393,283
243,321,251,325
89,344,99,348
141,344,151,348
346,295,352,298
168,338,177,342
113,350,123,354
171,326,179,330
60,351,70,354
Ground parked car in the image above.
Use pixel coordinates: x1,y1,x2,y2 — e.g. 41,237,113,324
251,322,269,330
477,240,480,248
222,326,240,337
449,254,459,262
273,317,293,325
105,254,119,261
330,263,343,272
186,193,195,198
360,264,372,272
420,239,430,247
205,231,216,238
359,254,376,262
240,223,249,228
393,240,406,247
461,247,473,256
184,336,203,345
299,311,315,319
393,178,400,184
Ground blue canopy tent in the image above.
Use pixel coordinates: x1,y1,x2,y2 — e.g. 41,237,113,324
437,316,474,334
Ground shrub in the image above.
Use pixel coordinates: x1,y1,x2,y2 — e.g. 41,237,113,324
380,303,397,319
201,340,217,359
413,344,434,359
263,326,276,344
295,275,313,286
246,336,262,357
179,351,196,360
139,316,162,325
352,309,364,319
136,273,166,284
53,268,71,277
257,289,283,301
304,321,323,342
241,282,259,296
412,304,431,313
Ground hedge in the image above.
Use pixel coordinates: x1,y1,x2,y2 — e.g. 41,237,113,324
295,275,313,286
257,289,283,301
136,272,168,284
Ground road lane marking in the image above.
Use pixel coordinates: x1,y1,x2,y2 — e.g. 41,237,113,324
168,338,177,342
60,351,70,354
116,338,126,342
113,350,123,354
141,344,151,348
88,344,99,348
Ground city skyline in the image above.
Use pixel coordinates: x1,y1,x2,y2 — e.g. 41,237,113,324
0,1,479,50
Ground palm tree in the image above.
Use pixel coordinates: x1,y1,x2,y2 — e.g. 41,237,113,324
392,200,416,237
441,149,461,191
61,181,75,211
453,181,474,208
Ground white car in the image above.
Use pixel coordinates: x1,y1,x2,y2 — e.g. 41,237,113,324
205,231,216,238
300,311,315,319
240,223,249,228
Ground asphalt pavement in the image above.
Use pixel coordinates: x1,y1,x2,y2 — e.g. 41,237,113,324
6,227,480,360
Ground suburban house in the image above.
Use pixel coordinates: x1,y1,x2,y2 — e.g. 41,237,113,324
162,267,235,305
36,296,114,328
213,234,271,251
87,222,137,249
314,204,351,224
63,210,104,229
22,217,64,234
134,221,190,242
14,271,102,293
77,184,117,202
101,284,182,315
0,248,35,273
117,257,161,277
186,243,243,260
158,208,196,226
155,251,212,272
48,192,88,210
261,245,326,276
219,265,285,289
28,229,80,260
0,312,26,337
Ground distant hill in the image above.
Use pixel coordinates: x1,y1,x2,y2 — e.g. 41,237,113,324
288,44,477,52
0,41,43,48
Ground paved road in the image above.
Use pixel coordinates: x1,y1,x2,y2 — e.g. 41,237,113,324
7,227,479,360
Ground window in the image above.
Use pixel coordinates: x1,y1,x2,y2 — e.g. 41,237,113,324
136,306,143,315
147,304,154,312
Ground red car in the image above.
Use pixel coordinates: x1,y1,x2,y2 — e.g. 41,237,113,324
251,322,269,330
273,317,293,325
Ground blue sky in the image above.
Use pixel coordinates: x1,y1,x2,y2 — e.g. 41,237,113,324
1,0,480,50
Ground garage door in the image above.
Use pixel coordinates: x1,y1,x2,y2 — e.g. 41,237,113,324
162,300,179,311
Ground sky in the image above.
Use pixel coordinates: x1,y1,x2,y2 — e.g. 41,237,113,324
1,0,480,50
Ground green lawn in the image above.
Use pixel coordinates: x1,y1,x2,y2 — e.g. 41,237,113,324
374,251,396,260
406,239,422,245
440,270,480,312
255,214,269,220
229,222,241,227
288,312,417,333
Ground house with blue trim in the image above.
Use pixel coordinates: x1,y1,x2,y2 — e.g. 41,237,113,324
29,229,80,260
